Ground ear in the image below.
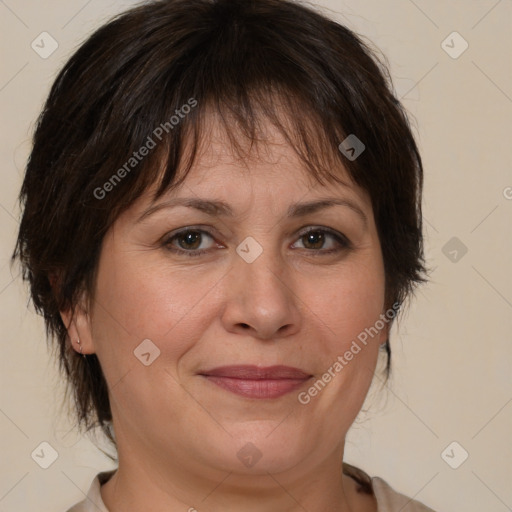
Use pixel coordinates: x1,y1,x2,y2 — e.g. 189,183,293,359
51,271,95,356
59,302,95,356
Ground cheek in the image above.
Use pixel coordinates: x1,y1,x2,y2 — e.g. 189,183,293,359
308,258,386,357
90,245,223,374
298,258,385,422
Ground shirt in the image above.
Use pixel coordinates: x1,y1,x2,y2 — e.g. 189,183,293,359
65,469,438,512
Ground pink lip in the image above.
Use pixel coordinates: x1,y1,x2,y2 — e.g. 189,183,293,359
199,365,312,399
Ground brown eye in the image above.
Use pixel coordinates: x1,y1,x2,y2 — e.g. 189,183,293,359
301,230,326,250
176,230,203,250
293,227,351,255
163,229,216,257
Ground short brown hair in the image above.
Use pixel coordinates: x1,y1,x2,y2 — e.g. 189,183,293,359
12,0,427,461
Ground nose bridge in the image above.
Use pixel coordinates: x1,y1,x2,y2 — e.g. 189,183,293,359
236,234,287,304
221,234,301,339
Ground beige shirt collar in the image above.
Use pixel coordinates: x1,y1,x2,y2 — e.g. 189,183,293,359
67,470,437,512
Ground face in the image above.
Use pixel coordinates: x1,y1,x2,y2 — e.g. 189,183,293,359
65,117,389,483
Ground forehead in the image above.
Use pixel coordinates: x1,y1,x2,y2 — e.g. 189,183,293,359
120,105,373,226
108,110,376,239
169,109,362,198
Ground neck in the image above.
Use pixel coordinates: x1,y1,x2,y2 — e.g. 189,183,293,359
99,427,370,512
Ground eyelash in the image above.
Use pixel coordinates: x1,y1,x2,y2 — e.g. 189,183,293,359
161,226,352,258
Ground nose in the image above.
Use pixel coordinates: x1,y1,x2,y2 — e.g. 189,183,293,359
220,248,302,341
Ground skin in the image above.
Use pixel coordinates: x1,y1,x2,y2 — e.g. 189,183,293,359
61,116,389,512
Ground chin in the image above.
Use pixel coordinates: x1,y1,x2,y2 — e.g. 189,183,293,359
212,424,309,474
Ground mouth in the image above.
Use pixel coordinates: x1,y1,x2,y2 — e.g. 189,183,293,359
198,365,313,399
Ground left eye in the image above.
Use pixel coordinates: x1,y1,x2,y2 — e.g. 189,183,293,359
292,228,349,252
162,227,350,257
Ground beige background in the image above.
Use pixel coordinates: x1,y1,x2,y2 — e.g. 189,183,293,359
1,1,511,511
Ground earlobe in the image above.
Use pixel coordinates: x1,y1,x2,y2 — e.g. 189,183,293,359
52,270,96,356
59,305,95,356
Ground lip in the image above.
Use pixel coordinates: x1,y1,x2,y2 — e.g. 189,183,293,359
200,365,311,379
199,365,312,399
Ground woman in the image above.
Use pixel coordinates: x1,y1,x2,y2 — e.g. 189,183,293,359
12,0,436,510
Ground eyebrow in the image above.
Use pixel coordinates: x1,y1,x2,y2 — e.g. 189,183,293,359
135,197,368,225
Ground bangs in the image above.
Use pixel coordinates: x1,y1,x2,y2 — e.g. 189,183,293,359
142,88,353,207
